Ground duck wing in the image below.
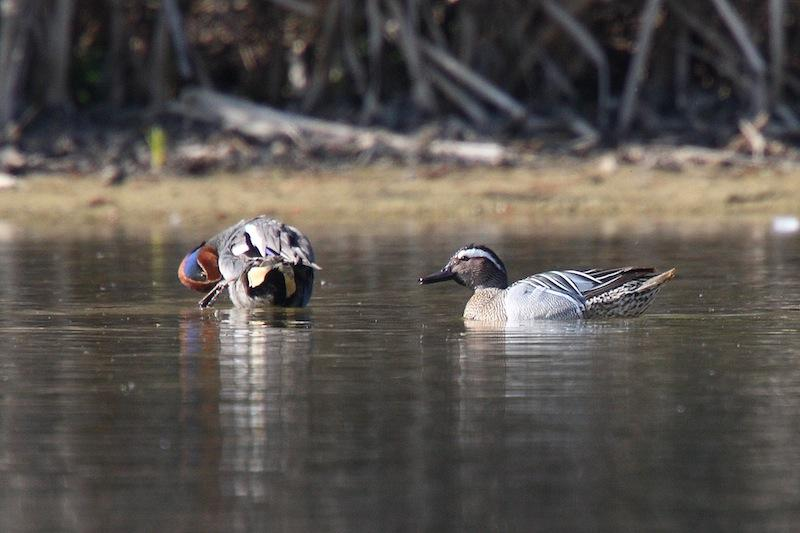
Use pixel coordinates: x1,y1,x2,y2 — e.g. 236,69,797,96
564,267,656,299
505,268,656,320
506,271,590,320
216,216,319,281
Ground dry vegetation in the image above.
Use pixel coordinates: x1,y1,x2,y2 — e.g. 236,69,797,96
1,0,800,177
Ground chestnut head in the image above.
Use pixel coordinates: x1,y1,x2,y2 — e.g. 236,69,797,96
178,243,222,292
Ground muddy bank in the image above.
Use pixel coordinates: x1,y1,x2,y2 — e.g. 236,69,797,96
1,156,798,239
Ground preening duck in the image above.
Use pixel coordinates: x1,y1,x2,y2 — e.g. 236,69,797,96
178,216,319,308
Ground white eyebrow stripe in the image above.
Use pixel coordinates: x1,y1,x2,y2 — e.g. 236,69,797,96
457,248,504,272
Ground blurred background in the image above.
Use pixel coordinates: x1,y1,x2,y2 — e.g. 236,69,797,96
1,0,799,176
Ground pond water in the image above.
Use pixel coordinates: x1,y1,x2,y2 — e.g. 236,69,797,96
1,224,800,532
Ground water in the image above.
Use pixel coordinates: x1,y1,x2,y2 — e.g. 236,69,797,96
2,225,800,532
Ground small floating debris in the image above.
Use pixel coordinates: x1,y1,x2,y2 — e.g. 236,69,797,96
771,215,800,234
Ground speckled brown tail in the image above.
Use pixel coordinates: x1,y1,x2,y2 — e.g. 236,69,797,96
584,268,676,318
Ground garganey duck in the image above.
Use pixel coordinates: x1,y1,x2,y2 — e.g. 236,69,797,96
420,244,675,321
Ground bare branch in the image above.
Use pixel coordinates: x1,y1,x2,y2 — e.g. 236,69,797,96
162,0,192,79
539,0,610,129
710,0,766,75
44,0,76,108
0,0,39,134
769,0,786,103
302,0,341,111
427,66,490,126
385,0,436,111
419,40,527,121
674,21,689,111
361,0,383,122
617,0,663,135
671,0,766,115
107,0,126,107
540,50,578,100
341,0,367,94
148,3,169,108
709,0,767,113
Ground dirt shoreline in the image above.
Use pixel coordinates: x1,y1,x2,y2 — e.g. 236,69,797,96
2,155,799,239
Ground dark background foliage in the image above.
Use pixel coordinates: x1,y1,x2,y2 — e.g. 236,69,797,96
0,0,797,144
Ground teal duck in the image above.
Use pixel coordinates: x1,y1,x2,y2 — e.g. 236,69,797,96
178,216,319,308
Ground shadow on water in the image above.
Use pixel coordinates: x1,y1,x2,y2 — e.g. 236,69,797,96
1,226,800,531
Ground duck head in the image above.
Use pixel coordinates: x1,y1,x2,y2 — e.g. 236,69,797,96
178,242,222,292
419,244,509,290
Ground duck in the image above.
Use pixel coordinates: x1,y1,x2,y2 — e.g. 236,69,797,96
178,216,319,308
419,244,676,321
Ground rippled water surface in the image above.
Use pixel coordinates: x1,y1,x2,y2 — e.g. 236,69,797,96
2,225,800,532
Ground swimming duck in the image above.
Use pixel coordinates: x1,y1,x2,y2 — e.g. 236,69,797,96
178,216,319,308
419,244,675,321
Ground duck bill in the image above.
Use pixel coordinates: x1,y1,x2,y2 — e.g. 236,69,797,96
419,268,455,285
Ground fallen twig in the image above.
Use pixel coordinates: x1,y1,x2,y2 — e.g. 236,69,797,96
171,87,516,165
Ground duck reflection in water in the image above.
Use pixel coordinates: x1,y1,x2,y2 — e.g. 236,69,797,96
452,317,657,527
178,309,313,503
